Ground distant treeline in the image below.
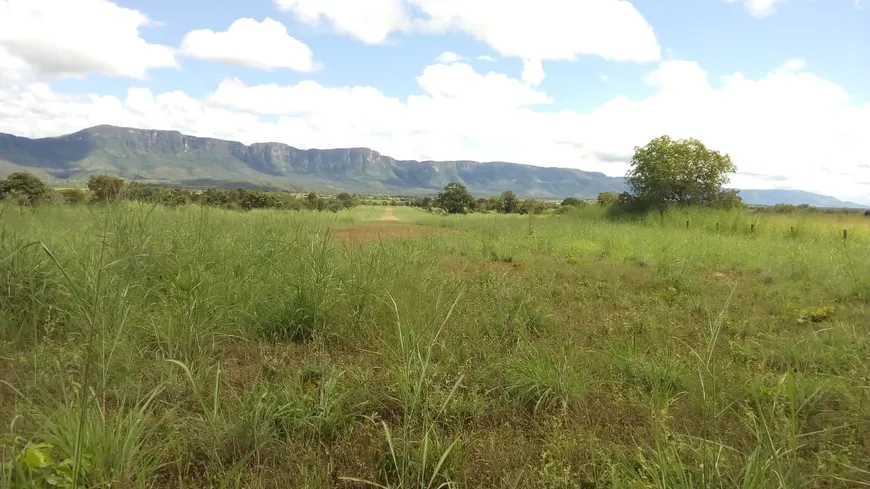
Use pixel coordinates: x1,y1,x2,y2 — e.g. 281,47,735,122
0,173,359,211
2,172,866,216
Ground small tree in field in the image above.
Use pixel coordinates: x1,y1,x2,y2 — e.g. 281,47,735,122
88,175,125,202
626,136,738,209
0,172,47,205
435,182,475,214
501,190,520,214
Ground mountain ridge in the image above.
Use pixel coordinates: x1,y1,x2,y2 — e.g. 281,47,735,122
0,125,864,208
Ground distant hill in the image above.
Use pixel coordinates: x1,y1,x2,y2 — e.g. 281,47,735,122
736,189,863,209
0,125,863,207
0,125,623,198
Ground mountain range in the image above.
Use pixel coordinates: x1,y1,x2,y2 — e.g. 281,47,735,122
0,125,863,208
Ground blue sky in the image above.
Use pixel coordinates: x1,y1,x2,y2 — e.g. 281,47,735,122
0,0,868,201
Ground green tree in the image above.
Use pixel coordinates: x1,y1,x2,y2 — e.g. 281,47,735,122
305,191,322,210
335,192,355,209
0,172,47,205
626,136,737,209
485,195,505,213
561,197,585,207
501,191,519,213
434,182,475,214
88,175,125,202
518,198,544,215
411,196,433,209
597,192,619,206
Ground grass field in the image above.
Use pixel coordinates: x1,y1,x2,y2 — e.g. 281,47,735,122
1,202,869,488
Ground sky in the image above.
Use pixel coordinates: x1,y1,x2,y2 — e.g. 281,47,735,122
0,0,868,202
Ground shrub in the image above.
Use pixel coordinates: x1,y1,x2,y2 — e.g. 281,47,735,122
560,197,585,207
597,191,619,206
87,175,125,202
58,188,88,204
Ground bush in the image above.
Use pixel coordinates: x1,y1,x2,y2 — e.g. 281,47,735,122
88,175,125,202
58,188,89,204
597,192,619,206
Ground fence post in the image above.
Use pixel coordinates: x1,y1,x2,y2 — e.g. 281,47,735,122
716,222,720,232
843,229,848,240
686,219,690,230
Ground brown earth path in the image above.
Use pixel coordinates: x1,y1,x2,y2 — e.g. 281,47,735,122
375,207,400,222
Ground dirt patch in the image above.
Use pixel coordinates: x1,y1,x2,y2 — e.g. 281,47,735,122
375,207,400,222
331,222,439,244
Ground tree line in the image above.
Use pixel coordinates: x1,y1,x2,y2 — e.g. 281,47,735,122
409,184,572,215
0,173,359,211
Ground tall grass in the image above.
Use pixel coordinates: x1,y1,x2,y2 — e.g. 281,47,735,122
1,202,868,488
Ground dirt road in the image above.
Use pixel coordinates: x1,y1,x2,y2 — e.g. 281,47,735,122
375,207,400,222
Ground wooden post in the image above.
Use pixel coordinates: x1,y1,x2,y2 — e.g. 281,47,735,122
686,219,690,230
716,222,720,232
750,224,755,234
843,229,848,240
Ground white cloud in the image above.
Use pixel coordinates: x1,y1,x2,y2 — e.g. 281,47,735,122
413,63,552,109
412,0,660,62
2,59,869,202
275,0,660,62
435,51,465,63
725,0,793,16
643,60,709,92
0,0,176,80
600,74,610,82
521,59,545,86
274,0,411,44
180,18,317,71
0,46,32,82
477,55,497,62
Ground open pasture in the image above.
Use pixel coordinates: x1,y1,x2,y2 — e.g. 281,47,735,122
1,203,869,488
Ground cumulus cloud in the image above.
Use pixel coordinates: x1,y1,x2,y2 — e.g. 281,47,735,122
180,18,317,71
521,59,546,86
725,0,793,16
274,0,411,44
275,0,660,62
435,51,465,63
414,63,552,108
0,0,176,80
1,59,868,202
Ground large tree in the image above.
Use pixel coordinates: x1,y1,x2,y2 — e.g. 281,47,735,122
435,182,476,214
0,172,47,205
626,136,739,208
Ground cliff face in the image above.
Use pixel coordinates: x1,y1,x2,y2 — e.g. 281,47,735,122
0,125,626,197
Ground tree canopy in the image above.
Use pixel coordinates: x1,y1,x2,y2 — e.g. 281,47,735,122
435,182,476,214
0,172,47,205
501,191,519,214
626,136,739,209
88,175,125,202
